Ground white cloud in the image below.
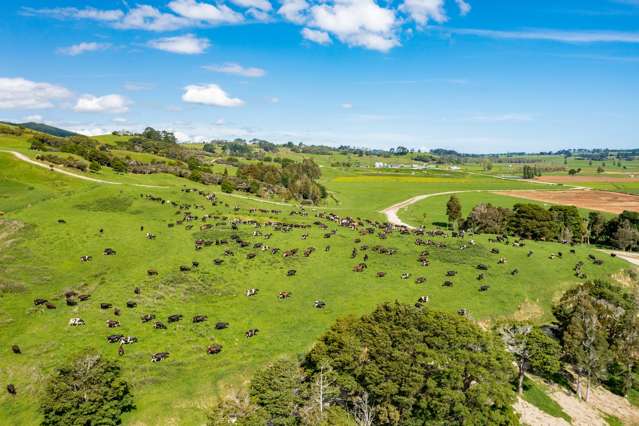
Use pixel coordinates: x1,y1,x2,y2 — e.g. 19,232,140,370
203,63,266,77
309,0,399,52
0,77,72,109
21,6,124,21
74,94,131,113
115,5,194,31
148,34,210,54
246,8,272,21
182,84,244,107
400,0,447,25
24,114,43,122
455,0,471,15
113,117,128,123
278,0,309,24
302,28,332,44
57,42,111,56
448,28,639,43
229,0,272,11
341,102,353,109
168,0,244,24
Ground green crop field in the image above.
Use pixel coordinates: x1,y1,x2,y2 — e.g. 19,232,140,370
0,129,634,424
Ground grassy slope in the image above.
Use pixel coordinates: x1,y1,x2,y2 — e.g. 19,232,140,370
0,137,634,424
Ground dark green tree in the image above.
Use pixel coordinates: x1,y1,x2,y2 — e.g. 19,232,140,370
446,195,462,230
41,352,134,425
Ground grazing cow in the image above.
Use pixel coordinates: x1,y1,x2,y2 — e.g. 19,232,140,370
146,232,156,240
224,250,234,256
415,277,426,284
64,290,77,298
78,294,90,301
34,298,47,306
278,291,291,299
179,265,191,272
106,320,120,328
80,255,93,262
151,352,169,362
45,302,56,309
245,329,259,338
103,248,116,256
527,251,534,257
207,344,223,355
593,259,604,265
363,254,369,262
7,384,16,395
376,272,386,278
141,314,155,323
114,308,121,316
100,303,112,310
168,314,183,323
325,245,331,252
68,318,85,326
491,248,500,254
443,280,454,287
126,301,137,308
153,321,167,329
352,263,367,272
511,269,519,276
287,269,296,277
192,261,200,267
479,285,490,292
107,334,124,343
477,264,488,271
118,345,125,356
215,322,229,330
417,296,429,303
192,315,208,323
57,219,66,224
246,288,259,297
214,259,224,265
446,271,457,277
134,287,140,295
246,253,257,260
121,336,137,344
477,273,485,281
458,309,468,316
401,273,410,280
66,298,78,306
147,269,159,276
611,253,617,257
570,249,576,254
497,257,507,264
314,300,326,309
11,345,21,354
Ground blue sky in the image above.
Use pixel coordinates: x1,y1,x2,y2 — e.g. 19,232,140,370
0,0,638,152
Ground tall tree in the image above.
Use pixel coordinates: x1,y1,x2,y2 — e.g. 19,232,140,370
446,195,462,230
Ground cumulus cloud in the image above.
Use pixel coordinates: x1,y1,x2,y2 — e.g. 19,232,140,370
308,0,399,51
148,34,210,54
0,77,72,109
182,84,244,107
400,0,447,25
74,94,131,113
203,63,266,77
168,0,244,24
57,42,111,56
114,5,194,31
278,0,309,24
229,0,272,11
301,28,332,44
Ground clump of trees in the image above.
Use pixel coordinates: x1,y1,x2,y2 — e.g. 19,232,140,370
209,303,518,425
553,280,639,400
35,154,89,172
41,352,134,425
522,165,542,179
237,159,326,204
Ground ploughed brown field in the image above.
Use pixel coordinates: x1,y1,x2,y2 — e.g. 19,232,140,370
535,175,639,183
496,190,639,214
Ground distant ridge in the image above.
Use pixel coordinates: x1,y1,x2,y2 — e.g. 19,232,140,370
0,121,80,137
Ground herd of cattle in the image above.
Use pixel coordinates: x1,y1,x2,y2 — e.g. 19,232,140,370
5,188,610,397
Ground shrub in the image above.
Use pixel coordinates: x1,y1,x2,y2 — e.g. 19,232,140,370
221,180,234,193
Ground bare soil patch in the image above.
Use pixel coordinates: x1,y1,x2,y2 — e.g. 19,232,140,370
536,175,639,183
496,190,639,214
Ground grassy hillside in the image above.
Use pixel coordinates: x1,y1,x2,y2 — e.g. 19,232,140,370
0,139,632,423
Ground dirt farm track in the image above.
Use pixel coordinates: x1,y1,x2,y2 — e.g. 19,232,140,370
496,190,639,214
